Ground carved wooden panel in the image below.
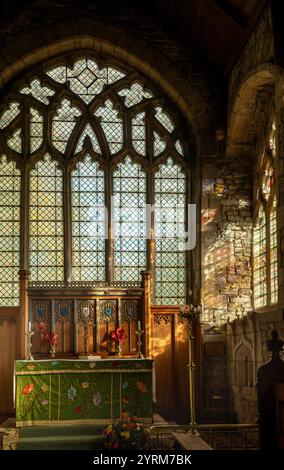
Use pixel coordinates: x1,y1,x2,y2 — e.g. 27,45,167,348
0,308,18,413
151,306,189,420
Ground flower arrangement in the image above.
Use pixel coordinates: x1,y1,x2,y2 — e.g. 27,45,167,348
110,327,127,343
102,413,150,450
39,322,58,357
110,327,127,355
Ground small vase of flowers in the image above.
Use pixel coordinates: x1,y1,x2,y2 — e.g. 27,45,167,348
39,322,58,358
110,327,127,356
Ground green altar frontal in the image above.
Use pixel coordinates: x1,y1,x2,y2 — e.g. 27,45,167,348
15,359,153,427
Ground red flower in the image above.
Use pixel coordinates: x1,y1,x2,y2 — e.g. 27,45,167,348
38,323,58,347
116,328,127,341
74,406,82,414
114,442,119,449
110,328,127,343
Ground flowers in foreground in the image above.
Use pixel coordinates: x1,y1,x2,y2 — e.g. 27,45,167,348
102,413,150,449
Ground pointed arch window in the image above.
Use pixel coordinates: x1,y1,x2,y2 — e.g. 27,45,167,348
253,118,278,308
0,54,190,306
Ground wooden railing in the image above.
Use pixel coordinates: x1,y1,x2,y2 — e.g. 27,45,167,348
149,423,259,450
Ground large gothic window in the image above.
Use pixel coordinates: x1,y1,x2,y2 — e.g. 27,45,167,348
253,119,278,308
0,54,189,306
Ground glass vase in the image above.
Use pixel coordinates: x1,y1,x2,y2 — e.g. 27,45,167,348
49,345,56,358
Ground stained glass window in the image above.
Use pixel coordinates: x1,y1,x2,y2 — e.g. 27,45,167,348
261,162,274,201
270,197,278,304
253,118,278,308
71,155,105,281
253,206,267,308
29,155,64,281
113,157,147,282
154,158,187,305
0,156,20,306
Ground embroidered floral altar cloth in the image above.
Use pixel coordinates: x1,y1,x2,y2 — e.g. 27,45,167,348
15,359,153,427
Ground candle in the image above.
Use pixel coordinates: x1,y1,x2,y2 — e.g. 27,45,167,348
138,320,141,331
28,321,31,333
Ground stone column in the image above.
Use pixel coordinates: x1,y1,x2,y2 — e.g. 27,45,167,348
141,270,152,357
18,269,30,359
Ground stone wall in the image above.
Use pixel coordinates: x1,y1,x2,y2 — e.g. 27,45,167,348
202,154,253,327
201,3,284,424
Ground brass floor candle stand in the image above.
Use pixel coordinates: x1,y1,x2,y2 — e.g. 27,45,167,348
180,304,202,433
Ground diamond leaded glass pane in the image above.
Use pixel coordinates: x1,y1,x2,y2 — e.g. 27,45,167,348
113,157,147,282
175,140,184,156
30,108,43,152
132,112,146,155
71,155,105,281
154,131,166,156
7,129,22,153
154,158,186,305
20,79,55,104
0,102,20,129
95,100,123,154
46,58,125,104
118,82,152,107
75,124,101,154
52,99,81,153
154,106,174,133
29,155,64,281
0,156,20,306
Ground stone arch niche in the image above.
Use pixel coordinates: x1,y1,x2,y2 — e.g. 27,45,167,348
234,343,254,387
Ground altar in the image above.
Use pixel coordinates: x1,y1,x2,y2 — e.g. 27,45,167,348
15,359,153,427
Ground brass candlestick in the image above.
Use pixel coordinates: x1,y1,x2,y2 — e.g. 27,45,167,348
136,321,144,359
25,331,35,361
180,303,202,432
